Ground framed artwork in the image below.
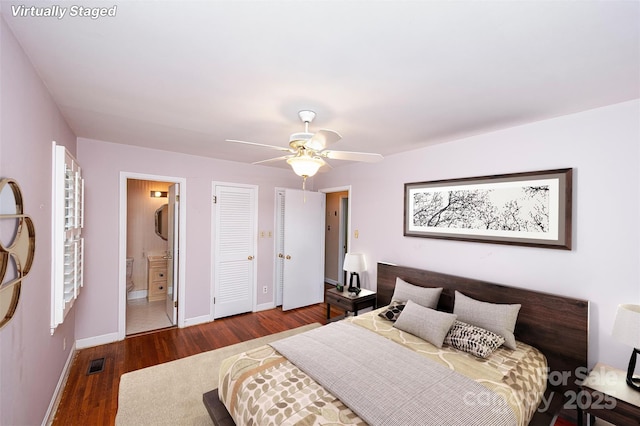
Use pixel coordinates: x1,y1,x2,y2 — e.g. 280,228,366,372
404,168,572,249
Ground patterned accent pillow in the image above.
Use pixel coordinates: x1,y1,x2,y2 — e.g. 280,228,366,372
378,301,406,321
444,320,506,358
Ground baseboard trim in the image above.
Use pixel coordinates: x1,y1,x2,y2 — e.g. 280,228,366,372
182,314,211,327
127,290,147,300
324,278,338,285
42,341,76,426
76,331,120,349
255,302,275,312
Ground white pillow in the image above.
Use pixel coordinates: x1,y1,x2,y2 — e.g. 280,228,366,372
453,291,521,350
393,300,457,348
391,277,442,309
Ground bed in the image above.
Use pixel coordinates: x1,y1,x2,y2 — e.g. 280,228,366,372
204,262,589,425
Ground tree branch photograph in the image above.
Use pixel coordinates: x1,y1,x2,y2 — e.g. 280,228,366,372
404,168,572,249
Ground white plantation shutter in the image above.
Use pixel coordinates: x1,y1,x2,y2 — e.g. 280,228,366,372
51,142,84,333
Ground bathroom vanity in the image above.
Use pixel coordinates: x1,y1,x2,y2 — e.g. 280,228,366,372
147,255,168,302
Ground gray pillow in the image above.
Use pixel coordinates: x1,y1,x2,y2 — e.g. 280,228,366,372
393,300,457,348
453,291,521,349
391,277,442,309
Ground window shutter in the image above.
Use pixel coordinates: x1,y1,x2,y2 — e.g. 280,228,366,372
51,142,84,333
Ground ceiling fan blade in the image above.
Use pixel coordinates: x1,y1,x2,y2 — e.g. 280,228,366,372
304,129,342,151
252,155,291,165
323,150,384,163
225,139,292,153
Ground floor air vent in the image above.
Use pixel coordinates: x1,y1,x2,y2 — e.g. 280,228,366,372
86,357,105,375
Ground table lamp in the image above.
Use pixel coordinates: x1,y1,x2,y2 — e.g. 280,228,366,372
343,253,366,295
612,304,640,391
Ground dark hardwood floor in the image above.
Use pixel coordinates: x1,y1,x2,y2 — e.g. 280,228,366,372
52,301,343,426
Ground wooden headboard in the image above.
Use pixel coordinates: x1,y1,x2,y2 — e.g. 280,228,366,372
377,262,589,412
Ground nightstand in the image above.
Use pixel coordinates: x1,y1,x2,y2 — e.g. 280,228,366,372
578,362,640,425
325,287,376,321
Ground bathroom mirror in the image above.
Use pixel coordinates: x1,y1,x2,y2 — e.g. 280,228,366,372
155,204,168,240
0,178,35,330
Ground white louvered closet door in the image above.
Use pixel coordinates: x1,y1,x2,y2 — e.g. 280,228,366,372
213,183,257,319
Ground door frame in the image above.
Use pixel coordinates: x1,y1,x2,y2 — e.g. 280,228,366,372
319,185,352,285
273,188,286,308
118,172,188,340
338,196,349,285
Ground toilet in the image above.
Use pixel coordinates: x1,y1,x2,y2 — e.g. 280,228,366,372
126,257,134,293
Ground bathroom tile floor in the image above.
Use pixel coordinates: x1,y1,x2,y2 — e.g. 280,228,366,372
126,298,173,335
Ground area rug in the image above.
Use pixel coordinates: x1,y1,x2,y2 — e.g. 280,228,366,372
115,323,321,426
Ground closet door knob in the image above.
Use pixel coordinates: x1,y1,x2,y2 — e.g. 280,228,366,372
285,255,291,260
247,255,254,260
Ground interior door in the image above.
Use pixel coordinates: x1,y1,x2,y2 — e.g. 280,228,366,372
213,183,256,319
165,184,179,324
282,189,325,310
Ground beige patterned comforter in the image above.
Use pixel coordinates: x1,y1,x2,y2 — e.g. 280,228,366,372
218,308,548,426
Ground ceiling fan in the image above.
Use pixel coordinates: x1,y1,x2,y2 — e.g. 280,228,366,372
226,110,383,187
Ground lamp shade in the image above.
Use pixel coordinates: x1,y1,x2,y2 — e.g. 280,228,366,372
613,304,640,348
286,156,324,177
343,253,366,273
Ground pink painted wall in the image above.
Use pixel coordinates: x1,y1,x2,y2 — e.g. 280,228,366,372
75,138,303,340
316,99,640,371
0,17,78,426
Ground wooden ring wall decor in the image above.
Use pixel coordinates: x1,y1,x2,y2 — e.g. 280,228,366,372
0,178,35,329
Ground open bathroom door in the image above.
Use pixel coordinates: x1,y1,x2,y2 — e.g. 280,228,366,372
165,184,179,324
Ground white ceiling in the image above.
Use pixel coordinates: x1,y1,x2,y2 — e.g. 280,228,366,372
2,0,639,168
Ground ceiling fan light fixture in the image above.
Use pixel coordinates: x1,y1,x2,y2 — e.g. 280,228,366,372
286,156,324,177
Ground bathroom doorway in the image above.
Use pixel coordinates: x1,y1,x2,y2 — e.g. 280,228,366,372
118,172,186,339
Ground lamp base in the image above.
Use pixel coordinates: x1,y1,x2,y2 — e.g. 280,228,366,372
347,272,361,295
626,348,640,391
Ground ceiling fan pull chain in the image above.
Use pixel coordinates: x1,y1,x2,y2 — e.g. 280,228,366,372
302,176,307,203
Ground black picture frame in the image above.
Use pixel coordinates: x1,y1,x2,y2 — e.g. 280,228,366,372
404,168,572,250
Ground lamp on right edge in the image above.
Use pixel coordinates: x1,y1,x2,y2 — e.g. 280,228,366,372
343,253,366,295
612,304,640,391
